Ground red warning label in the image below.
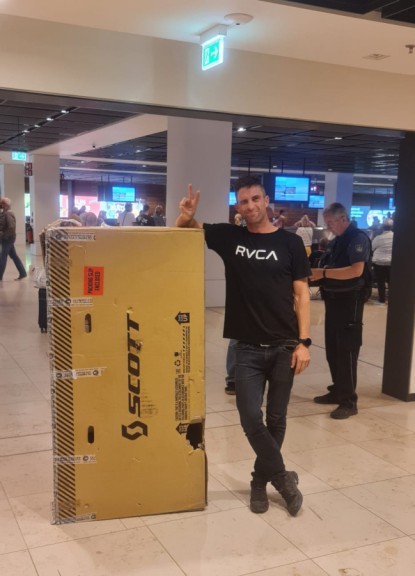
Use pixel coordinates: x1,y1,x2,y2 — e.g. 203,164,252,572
84,266,104,296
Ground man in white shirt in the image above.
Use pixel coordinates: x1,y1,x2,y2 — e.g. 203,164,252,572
117,203,136,226
372,218,394,303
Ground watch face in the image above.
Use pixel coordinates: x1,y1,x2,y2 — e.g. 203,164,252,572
299,338,312,347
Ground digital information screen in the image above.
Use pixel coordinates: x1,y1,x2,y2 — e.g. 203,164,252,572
274,176,309,202
112,186,136,202
308,194,324,209
351,206,394,228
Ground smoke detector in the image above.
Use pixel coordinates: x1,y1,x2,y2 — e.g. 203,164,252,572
224,13,253,26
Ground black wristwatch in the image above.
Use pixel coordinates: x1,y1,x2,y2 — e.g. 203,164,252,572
297,338,312,347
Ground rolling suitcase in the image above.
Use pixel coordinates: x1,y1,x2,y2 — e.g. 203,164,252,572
38,288,47,333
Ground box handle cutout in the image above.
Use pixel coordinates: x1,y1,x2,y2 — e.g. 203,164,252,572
87,426,95,444
84,314,92,333
186,422,203,449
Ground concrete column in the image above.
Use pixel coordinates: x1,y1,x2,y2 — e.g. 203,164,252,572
324,172,354,214
66,180,74,216
382,132,415,401
166,117,232,307
28,155,60,255
0,163,26,250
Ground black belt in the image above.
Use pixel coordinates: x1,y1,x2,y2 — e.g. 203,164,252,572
238,340,298,348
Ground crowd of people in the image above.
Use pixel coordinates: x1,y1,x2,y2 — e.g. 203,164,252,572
69,203,166,227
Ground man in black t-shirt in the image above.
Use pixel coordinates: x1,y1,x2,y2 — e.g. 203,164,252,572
135,204,155,226
310,203,371,420
176,175,311,517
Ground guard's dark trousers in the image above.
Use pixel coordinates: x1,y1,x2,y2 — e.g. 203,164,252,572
323,292,364,408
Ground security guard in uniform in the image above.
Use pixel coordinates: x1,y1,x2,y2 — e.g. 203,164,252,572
310,203,371,419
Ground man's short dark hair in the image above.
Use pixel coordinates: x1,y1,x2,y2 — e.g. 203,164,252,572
323,202,349,221
234,175,263,193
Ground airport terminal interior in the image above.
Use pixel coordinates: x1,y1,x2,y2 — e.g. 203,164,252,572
1,252,415,575
1,1,415,575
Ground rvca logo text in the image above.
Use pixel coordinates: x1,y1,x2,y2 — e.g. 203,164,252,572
235,245,278,260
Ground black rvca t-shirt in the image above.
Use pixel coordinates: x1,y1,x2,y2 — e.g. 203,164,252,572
203,224,310,344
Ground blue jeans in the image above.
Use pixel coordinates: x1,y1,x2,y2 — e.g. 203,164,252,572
0,240,27,280
235,341,295,484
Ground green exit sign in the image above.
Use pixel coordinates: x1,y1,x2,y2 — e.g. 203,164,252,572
12,151,27,161
202,37,224,71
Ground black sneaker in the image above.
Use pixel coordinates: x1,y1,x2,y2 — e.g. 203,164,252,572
272,471,303,516
330,405,358,419
313,392,338,404
250,481,269,514
225,382,236,395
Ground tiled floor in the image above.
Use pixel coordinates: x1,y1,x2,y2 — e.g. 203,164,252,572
1,252,415,575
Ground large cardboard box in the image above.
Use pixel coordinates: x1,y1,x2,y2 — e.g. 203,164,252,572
46,227,206,522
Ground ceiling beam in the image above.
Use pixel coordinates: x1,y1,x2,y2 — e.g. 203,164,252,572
382,0,415,17
265,1,397,15
32,114,168,157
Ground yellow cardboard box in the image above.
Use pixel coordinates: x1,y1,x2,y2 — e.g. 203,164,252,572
46,227,206,522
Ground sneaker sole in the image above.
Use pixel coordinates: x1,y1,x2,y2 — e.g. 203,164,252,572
250,501,269,513
330,409,358,420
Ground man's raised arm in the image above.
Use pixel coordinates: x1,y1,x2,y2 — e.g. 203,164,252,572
175,184,203,228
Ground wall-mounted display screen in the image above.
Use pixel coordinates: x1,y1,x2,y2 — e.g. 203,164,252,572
112,186,136,202
351,206,394,229
350,206,370,228
308,194,324,209
229,191,237,205
274,175,310,203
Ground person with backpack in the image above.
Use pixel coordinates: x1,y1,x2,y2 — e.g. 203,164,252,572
309,203,371,420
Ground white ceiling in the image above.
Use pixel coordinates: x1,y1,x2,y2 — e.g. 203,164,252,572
2,0,415,75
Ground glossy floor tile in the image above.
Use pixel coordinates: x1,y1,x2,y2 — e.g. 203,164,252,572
263,489,404,557
150,507,306,576
314,537,415,575
1,253,415,575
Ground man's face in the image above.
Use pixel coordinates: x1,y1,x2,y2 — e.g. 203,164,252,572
324,212,349,236
236,185,269,226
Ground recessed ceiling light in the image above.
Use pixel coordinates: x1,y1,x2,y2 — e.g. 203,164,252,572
46,117,54,121
61,109,68,114
363,53,390,60
237,127,246,132
34,124,40,128
334,136,343,140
